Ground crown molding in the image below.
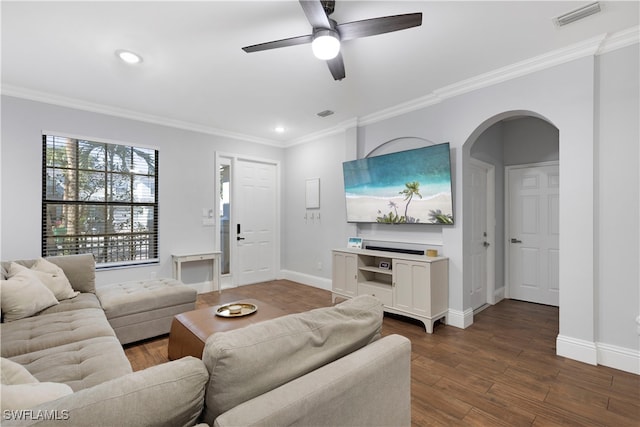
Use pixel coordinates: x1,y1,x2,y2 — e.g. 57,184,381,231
357,32,616,128
284,117,359,147
2,27,637,149
596,25,640,54
0,84,283,147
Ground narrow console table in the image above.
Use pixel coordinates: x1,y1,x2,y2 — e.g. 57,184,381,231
172,252,222,293
332,247,448,333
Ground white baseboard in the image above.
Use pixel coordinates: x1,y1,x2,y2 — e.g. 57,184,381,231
187,280,214,294
447,308,474,329
493,287,505,304
556,335,598,365
279,269,332,291
597,342,640,375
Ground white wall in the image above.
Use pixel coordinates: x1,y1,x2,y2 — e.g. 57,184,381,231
280,127,357,289
282,46,639,373
0,96,284,286
470,117,560,302
594,44,639,368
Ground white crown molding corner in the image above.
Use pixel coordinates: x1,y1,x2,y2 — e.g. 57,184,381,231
597,25,640,55
357,93,442,128
285,117,359,147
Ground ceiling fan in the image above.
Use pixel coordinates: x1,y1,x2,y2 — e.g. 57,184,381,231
242,0,422,81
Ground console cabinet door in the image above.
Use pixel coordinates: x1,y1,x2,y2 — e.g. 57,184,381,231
392,259,431,316
332,251,358,298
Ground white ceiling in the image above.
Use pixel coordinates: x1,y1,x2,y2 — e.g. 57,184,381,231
2,1,638,146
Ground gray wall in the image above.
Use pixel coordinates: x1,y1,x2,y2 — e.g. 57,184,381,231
594,44,639,353
281,46,638,372
281,128,356,287
0,96,284,285
470,116,560,297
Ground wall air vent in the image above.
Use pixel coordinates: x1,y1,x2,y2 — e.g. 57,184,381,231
554,2,601,27
317,110,334,118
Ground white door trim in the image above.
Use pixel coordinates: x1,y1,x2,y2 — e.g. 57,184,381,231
215,151,281,288
469,158,496,305
504,160,559,300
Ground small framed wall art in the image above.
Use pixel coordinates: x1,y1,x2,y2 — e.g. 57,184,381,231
305,178,320,209
347,237,363,249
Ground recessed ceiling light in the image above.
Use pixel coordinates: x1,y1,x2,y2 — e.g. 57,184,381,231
274,126,285,133
116,49,143,64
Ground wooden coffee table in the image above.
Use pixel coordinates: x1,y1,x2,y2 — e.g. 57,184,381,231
167,298,286,360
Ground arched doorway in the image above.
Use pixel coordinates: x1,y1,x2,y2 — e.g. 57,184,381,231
461,110,559,311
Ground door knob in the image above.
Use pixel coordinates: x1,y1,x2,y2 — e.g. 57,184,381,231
483,241,490,247
510,238,522,243
237,236,245,241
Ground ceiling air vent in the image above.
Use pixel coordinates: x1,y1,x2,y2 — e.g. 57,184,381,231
317,110,334,118
554,2,601,27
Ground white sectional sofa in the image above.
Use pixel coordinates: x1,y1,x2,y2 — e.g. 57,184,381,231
1,254,411,426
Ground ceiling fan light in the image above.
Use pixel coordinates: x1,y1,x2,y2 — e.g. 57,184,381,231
312,30,340,60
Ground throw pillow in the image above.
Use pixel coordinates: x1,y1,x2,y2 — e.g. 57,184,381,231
31,258,80,300
201,294,383,424
1,383,74,411
0,264,59,321
1,358,38,385
0,357,73,412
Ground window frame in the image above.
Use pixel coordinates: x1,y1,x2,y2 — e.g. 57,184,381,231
42,134,159,268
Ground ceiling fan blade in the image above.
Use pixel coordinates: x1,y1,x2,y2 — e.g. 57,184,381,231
337,13,422,41
326,52,345,81
299,0,332,29
242,34,313,53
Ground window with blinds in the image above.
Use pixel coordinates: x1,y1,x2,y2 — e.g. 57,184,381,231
42,135,159,267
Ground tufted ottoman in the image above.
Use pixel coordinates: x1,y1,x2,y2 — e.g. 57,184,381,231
96,278,197,345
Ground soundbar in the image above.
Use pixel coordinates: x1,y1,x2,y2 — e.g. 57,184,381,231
365,245,425,256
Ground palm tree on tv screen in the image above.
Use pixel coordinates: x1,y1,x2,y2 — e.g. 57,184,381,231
400,181,422,222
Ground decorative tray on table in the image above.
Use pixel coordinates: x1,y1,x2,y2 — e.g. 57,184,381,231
215,302,258,318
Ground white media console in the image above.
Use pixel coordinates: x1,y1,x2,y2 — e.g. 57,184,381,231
332,247,448,333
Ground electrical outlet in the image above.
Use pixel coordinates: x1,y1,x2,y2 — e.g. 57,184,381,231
316,261,322,270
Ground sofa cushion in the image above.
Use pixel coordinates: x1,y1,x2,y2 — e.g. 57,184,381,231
1,358,74,412
8,336,132,391
38,293,102,316
201,295,383,424
1,265,59,322
44,254,96,294
30,258,79,300
96,278,197,319
2,357,208,427
1,254,96,294
0,308,116,358
1,382,74,412
1,357,38,385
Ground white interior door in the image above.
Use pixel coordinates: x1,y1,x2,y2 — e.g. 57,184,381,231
469,160,492,310
235,159,278,285
507,163,559,306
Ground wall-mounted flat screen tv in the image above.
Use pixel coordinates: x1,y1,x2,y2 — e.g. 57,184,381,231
342,143,454,224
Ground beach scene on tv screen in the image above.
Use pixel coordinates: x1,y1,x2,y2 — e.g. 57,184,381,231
343,143,454,224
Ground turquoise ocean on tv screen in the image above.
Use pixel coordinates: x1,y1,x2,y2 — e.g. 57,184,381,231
343,143,452,199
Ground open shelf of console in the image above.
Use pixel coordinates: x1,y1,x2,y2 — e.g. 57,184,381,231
332,247,448,333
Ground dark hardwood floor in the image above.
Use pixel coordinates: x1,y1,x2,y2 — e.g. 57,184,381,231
124,280,639,426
